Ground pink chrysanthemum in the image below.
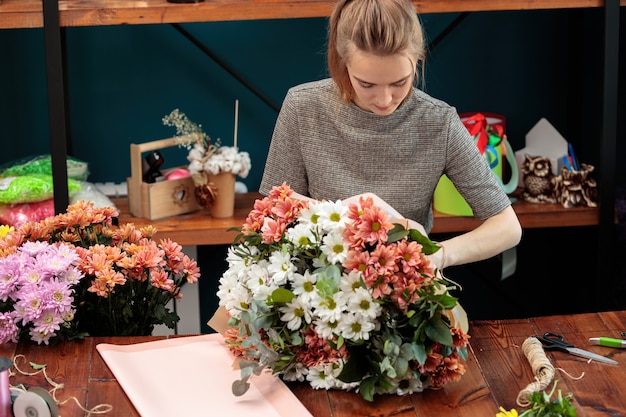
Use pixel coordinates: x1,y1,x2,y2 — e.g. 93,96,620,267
261,218,288,244
356,205,394,245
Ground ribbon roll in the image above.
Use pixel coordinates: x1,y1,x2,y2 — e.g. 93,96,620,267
0,357,11,417
13,387,59,417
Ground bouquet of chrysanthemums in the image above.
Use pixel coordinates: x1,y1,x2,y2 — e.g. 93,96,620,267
216,183,469,401
0,201,201,345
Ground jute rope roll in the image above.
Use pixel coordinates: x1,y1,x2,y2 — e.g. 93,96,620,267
516,337,555,407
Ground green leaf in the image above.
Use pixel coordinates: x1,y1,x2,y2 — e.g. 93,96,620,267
518,381,577,417
408,229,440,255
394,357,409,378
253,312,275,330
315,265,341,297
271,288,295,303
399,343,414,360
387,224,409,243
457,347,468,361
337,347,369,383
359,376,377,402
383,339,400,356
424,315,453,346
290,331,303,346
380,356,396,378
376,374,394,391
29,362,47,370
336,335,344,350
160,311,179,329
435,292,458,310
409,311,426,333
411,342,427,366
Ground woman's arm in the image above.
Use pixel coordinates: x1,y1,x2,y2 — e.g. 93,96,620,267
432,205,521,269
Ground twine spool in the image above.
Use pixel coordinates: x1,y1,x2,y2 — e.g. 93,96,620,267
516,337,555,407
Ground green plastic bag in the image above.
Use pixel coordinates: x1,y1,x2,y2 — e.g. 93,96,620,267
0,174,82,204
0,155,89,181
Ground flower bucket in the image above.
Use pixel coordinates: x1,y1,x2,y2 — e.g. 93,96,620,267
208,172,236,218
434,113,518,216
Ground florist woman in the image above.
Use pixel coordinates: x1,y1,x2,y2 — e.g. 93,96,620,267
259,0,522,271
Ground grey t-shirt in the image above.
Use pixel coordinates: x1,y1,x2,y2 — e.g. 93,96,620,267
260,78,510,233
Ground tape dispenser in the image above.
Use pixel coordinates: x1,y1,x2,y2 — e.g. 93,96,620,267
1,357,59,417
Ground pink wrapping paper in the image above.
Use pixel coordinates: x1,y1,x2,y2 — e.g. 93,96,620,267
97,334,312,417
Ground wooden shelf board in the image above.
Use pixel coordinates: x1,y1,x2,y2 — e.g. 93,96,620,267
110,193,599,246
1,0,622,29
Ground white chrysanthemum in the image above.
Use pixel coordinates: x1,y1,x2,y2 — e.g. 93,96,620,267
282,362,308,382
306,363,337,389
312,292,347,323
339,270,365,294
225,246,252,276
267,250,296,286
337,312,376,341
312,318,340,340
320,230,348,264
291,270,320,304
295,204,322,228
216,278,251,317
279,297,311,331
245,262,276,301
346,287,381,320
312,200,349,233
285,223,319,248
306,362,343,390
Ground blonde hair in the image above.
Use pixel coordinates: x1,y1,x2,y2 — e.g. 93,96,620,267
328,0,425,103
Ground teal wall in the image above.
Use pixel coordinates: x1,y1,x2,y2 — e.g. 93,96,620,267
2,8,624,326
2,9,618,190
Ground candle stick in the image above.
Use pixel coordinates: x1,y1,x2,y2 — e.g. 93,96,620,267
234,99,239,151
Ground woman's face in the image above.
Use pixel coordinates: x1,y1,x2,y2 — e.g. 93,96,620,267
346,50,414,116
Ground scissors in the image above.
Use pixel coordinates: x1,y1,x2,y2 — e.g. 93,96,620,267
537,332,619,365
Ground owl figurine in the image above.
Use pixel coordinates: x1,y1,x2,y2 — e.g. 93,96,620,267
521,154,557,203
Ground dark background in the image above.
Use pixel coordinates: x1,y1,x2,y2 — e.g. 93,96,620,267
1,9,624,332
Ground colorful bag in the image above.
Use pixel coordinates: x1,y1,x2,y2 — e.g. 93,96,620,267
434,112,518,216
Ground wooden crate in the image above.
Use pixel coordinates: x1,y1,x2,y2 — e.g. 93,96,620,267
127,137,200,220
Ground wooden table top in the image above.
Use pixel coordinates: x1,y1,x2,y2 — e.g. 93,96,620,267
1,310,624,416
111,192,600,246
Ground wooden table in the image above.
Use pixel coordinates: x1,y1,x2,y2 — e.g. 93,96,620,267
111,193,600,246
1,311,624,416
